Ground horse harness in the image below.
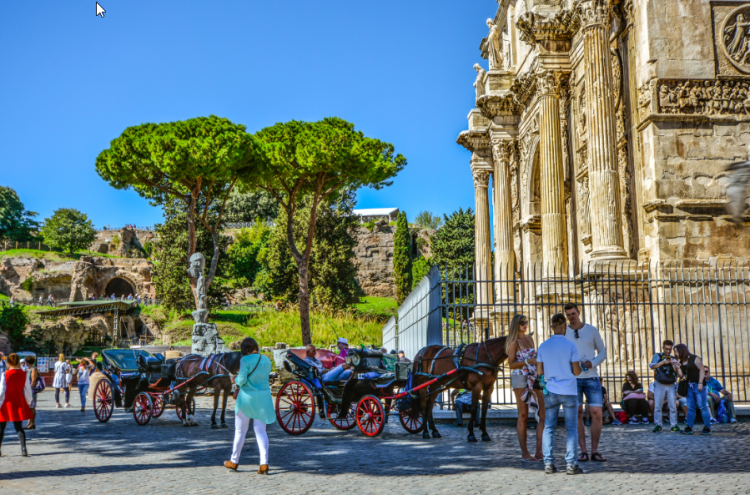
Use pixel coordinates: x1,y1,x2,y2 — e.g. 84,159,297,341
412,342,500,399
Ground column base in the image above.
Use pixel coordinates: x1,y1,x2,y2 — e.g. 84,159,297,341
590,245,628,260
490,307,515,339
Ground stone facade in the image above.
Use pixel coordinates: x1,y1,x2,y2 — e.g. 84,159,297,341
459,0,750,282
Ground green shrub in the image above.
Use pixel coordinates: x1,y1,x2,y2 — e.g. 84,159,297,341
364,220,376,231
21,276,33,293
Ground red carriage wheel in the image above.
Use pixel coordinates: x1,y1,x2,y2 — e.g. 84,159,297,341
93,380,114,423
329,403,356,431
133,392,153,425
176,397,196,421
151,394,165,418
275,381,315,436
398,409,424,434
356,395,386,437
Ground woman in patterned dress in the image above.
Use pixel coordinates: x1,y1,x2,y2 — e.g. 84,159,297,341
506,314,545,462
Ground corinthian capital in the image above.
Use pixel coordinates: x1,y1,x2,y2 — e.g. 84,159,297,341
536,70,568,97
473,169,491,188
576,0,613,28
491,137,510,165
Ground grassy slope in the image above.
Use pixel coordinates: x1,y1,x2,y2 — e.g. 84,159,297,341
354,296,398,320
0,248,120,261
142,305,387,349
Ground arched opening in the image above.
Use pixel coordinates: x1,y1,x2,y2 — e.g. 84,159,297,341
105,277,135,298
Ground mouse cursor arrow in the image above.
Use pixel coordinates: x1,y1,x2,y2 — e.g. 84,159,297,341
96,2,106,17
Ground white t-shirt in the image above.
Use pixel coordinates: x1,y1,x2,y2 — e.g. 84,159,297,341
537,335,580,396
565,323,607,379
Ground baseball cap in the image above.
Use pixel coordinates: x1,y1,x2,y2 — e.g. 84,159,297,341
337,337,349,345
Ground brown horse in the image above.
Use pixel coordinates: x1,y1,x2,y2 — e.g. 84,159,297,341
173,352,242,427
409,337,508,442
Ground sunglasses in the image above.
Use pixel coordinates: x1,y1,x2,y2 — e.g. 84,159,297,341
520,320,528,326
573,328,580,339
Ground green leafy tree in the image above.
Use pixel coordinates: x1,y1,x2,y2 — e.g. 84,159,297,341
414,211,442,230
411,256,432,289
244,118,405,344
40,208,97,255
151,200,230,310
431,207,475,268
227,219,271,288
224,189,280,224
0,186,39,241
0,303,30,347
95,116,260,308
393,211,412,303
255,189,361,311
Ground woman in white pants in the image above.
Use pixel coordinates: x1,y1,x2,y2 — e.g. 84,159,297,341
224,338,275,474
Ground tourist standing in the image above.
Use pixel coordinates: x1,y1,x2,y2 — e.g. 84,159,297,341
537,313,583,475
675,344,712,435
77,358,95,412
506,314,545,462
224,338,275,474
65,359,73,398
564,303,608,462
53,354,71,408
23,356,39,430
649,339,682,432
0,353,32,456
9,296,15,307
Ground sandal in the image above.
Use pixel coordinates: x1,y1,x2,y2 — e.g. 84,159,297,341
578,452,589,462
591,452,607,462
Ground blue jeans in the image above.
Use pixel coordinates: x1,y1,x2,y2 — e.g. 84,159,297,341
686,383,711,429
322,365,352,383
577,377,603,408
79,384,89,408
543,393,579,467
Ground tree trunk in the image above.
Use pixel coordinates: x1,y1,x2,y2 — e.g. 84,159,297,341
297,257,312,346
186,192,199,309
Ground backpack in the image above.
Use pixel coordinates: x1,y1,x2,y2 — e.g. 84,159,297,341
654,353,677,385
717,401,729,424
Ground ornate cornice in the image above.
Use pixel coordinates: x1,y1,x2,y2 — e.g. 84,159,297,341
457,129,491,152
476,92,523,119
576,0,613,29
510,72,538,108
516,10,581,45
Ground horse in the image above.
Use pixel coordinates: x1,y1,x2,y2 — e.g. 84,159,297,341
407,337,508,442
173,352,242,428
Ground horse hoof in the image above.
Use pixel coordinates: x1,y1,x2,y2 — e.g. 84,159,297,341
183,422,190,427
481,433,492,442
221,423,228,429
432,431,442,439
423,431,431,440
211,424,219,430
467,435,478,443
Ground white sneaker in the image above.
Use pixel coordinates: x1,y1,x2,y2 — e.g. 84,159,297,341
628,417,638,424
710,417,719,424
642,417,649,424
64,404,71,408
730,418,737,423
56,404,62,409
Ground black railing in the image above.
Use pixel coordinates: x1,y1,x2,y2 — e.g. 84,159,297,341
393,261,750,405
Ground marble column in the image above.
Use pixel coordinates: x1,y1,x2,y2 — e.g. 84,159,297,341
578,0,627,259
491,139,515,295
473,167,492,340
537,70,569,275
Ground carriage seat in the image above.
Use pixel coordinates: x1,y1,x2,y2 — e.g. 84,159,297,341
285,351,313,372
137,354,165,373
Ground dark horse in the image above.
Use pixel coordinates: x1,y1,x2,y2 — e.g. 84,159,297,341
173,352,242,428
409,337,508,442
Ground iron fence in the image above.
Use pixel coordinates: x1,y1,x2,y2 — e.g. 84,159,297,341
385,261,750,405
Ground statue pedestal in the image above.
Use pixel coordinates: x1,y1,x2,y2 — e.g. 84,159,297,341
191,322,229,356
486,70,515,93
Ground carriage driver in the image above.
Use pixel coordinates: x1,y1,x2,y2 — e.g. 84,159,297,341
304,345,352,383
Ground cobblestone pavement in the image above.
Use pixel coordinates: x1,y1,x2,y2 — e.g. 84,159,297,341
1,392,749,494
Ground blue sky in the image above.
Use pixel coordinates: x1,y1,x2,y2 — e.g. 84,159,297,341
0,1,496,228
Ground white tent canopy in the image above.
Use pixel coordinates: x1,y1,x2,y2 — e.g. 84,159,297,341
352,208,399,222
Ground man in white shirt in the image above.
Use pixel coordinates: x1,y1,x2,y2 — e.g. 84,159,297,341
537,313,583,475
564,303,607,463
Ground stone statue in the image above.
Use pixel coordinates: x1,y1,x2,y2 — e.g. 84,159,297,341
473,64,486,100
578,177,592,240
187,251,228,356
486,19,503,71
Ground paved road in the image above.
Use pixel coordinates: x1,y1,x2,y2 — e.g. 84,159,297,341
1,391,749,494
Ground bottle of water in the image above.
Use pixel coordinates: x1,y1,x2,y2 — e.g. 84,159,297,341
539,374,549,396
580,355,589,373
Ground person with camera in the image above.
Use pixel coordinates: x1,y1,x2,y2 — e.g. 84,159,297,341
649,340,683,432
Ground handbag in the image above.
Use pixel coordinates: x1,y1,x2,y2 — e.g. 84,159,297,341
33,375,46,394
677,379,689,397
233,355,262,400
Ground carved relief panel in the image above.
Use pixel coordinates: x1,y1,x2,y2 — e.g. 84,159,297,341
714,3,750,76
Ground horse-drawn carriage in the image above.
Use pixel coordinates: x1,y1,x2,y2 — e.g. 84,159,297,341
275,347,424,437
91,348,200,425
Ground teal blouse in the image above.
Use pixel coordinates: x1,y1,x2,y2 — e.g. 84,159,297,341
234,354,276,425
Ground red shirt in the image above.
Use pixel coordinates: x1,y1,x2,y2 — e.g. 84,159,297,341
0,369,32,422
